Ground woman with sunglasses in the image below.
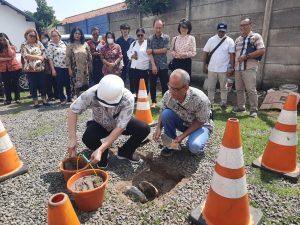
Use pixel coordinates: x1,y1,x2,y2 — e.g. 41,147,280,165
127,28,150,97
21,28,49,108
0,33,22,105
170,19,196,77
66,27,92,97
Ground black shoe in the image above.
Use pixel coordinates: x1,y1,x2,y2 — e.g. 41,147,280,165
4,101,11,105
160,147,174,157
33,104,40,108
232,107,246,113
96,154,109,169
42,102,50,106
221,104,227,111
67,97,72,103
117,153,143,164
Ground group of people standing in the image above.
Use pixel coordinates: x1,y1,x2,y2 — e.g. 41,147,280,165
1,17,264,118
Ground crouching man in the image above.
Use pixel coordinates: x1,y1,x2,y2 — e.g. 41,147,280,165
67,74,150,168
153,69,213,156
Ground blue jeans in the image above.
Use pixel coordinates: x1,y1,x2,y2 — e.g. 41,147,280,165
27,72,46,100
161,109,210,154
55,67,71,101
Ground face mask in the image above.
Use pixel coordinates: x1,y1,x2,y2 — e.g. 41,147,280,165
107,38,114,44
41,38,48,44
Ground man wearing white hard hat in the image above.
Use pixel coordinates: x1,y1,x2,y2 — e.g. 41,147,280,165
67,74,150,168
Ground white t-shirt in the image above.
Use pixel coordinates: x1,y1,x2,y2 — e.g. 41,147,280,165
127,40,149,70
203,34,235,73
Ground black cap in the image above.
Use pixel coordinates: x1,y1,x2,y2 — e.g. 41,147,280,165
217,23,227,32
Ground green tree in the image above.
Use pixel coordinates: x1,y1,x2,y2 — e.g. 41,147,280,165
33,0,58,29
125,0,171,15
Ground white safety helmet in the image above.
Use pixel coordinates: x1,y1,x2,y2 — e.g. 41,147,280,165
96,75,124,107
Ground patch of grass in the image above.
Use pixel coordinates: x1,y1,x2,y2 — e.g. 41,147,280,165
27,122,54,139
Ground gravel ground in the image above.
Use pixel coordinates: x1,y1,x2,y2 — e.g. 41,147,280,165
0,101,299,225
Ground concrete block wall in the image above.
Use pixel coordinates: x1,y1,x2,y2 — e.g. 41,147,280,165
262,0,300,88
104,0,299,89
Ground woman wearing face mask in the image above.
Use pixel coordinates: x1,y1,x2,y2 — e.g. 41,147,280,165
127,28,150,97
66,27,92,97
0,33,22,105
100,32,123,76
21,28,49,108
170,19,196,77
41,32,58,101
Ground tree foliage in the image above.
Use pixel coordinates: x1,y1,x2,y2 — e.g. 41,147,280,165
33,0,58,29
125,0,171,15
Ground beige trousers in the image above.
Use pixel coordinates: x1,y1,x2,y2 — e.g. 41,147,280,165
207,71,228,105
235,68,258,112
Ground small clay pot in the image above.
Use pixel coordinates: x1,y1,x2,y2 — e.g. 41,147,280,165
59,157,89,182
67,169,110,212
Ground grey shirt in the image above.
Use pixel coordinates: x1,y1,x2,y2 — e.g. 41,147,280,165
160,87,213,131
70,85,134,131
147,33,170,70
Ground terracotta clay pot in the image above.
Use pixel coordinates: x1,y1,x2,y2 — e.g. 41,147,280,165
48,192,80,225
67,169,109,212
59,157,89,182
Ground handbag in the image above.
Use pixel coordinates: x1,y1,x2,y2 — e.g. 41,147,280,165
168,37,178,71
206,36,227,65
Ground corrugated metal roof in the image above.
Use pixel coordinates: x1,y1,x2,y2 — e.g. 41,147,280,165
61,2,127,25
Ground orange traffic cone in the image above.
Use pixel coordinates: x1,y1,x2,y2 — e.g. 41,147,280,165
190,118,262,225
0,119,28,182
253,94,300,182
48,193,80,225
135,79,153,125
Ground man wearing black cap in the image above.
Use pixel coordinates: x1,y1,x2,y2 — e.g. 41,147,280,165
203,23,235,110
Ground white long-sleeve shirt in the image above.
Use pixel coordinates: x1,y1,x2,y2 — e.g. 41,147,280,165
127,40,149,70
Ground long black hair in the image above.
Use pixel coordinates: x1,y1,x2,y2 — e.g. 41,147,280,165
0,33,12,53
70,27,85,44
105,31,116,42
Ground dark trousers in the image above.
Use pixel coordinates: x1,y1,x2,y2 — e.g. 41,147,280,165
82,118,150,163
121,61,134,92
89,58,103,87
45,73,58,99
129,68,149,94
2,70,21,102
55,67,71,101
27,72,46,100
150,69,169,103
172,58,192,77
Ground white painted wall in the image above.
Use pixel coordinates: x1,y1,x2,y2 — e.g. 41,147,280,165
0,5,36,51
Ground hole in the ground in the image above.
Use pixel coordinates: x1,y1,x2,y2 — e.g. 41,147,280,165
131,161,185,201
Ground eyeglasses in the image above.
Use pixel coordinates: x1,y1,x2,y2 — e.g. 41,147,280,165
137,34,144,37
29,35,37,38
168,84,186,92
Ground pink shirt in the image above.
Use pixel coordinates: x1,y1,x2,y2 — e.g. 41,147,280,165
170,34,196,59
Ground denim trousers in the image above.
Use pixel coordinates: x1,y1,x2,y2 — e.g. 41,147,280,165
27,72,46,100
55,67,71,101
161,108,210,153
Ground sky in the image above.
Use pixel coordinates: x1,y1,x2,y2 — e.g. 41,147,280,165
5,0,124,21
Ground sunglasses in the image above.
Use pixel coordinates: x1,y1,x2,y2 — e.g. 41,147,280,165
168,84,186,92
137,34,144,37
